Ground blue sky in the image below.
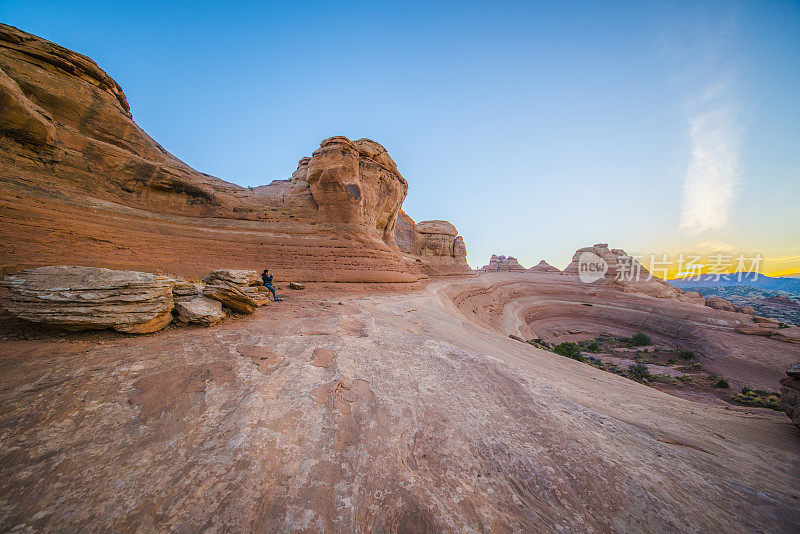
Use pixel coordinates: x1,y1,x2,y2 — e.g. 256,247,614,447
3,1,799,273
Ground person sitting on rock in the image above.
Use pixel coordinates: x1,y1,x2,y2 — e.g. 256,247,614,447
261,269,282,301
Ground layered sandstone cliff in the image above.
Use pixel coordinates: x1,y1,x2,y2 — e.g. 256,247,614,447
0,24,463,282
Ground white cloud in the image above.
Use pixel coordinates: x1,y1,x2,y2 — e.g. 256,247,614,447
680,90,742,235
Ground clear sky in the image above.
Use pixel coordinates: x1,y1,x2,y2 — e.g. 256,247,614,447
3,1,799,275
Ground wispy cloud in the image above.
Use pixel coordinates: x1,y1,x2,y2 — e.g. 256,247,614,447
673,11,744,236
680,97,742,234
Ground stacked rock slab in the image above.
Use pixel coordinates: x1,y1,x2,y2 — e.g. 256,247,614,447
0,266,174,333
479,255,526,272
202,270,268,314
393,211,471,276
780,363,800,428
0,24,470,284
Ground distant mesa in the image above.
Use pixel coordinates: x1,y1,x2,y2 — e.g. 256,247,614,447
529,260,560,273
0,23,469,282
479,254,526,272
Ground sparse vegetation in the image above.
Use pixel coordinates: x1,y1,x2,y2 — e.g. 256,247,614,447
628,362,651,381
630,332,651,346
715,379,730,388
677,350,695,360
685,362,703,371
553,342,584,361
731,388,782,411
585,340,600,352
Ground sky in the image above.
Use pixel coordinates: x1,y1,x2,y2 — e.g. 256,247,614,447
3,1,799,275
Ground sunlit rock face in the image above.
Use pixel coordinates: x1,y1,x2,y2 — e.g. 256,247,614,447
0,23,474,283
479,255,526,272
393,213,471,276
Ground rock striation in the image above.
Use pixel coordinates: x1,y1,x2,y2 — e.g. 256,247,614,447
779,363,800,428
393,211,471,276
0,24,466,283
0,266,174,333
479,255,526,272
529,260,560,273
202,270,266,314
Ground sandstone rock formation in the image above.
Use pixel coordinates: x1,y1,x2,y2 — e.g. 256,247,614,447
529,260,560,272
393,211,471,276
563,243,650,280
779,363,800,428
480,255,526,272
705,297,738,312
202,270,264,314
0,24,464,283
174,297,226,326
0,266,174,333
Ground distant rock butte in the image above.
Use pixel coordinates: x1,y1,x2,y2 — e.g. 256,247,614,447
480,255,526,272
0,23,466,282
529,260,560,272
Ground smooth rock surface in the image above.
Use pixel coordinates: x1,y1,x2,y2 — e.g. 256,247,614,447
0,265,174,333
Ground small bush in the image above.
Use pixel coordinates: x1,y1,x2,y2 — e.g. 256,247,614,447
628,362,651,381
731,390,782,411
630,332,651,346
585,340,600,352
715,379,730,388
677,350,695,361
667,358,677,364
685,362,703,371
778,323,789,329
553,342,584,361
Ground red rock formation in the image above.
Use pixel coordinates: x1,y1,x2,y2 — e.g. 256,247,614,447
529,260,560,272
479,255,526,272
0,24,463,283
393,211,471,276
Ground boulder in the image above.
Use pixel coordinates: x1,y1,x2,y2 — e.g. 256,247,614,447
203,280,258,314
174,296,226,326
739,306,756,315
203,270,261,286
288,282,305,290
779,363,800,428
240,285,272,306
705,297,737,312
172,280,202,302
0,266,174,333
679,291,706,305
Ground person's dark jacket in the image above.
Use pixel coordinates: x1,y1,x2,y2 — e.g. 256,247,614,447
262,272,273,286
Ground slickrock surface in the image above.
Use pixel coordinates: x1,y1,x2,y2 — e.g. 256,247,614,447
529,260,560,272
480,254,526,271
0,266,174,333
0,24,461,283
1,274,799,531
393,211,471,276
780,363,800,428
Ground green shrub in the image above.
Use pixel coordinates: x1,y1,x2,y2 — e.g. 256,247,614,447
630,332,651,346
685,362,703,371
731,390,782,411
553,342,584,361
677,350,695,360
585,340,600,352
628,362,651,381
715,379,730,388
